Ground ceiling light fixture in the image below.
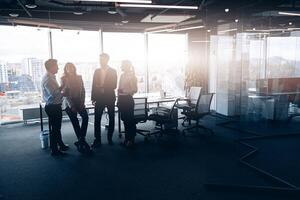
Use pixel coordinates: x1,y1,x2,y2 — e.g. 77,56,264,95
122,20,129,23
146,28,173,33
25,0,37,9
168,25,204,32
73,11,84,15
82,0,152,3
278,11,300,16
108,8,117,14
289,22,293,25
225,8,229,13
235,19,239,23
9,13,19,17
218,28,237,34
207,29,211,32
118,4,199,10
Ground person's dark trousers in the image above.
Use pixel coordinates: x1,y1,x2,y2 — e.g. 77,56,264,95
94,101,115,142
118,95,136,142
45,104,63,152
65,107,89,141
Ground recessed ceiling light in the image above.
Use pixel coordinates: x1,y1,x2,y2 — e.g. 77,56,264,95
9,13,19,17
252,28,256,31
289,22,293,25
25,0,37,9
73,11,84,15
235,19,239,23
108,8,117,14
225,8,229,13
207,29,211,32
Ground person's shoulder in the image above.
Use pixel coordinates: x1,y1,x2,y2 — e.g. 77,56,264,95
108,67,117,73
77,75,83,80
61,75,67,80
94,68,101,73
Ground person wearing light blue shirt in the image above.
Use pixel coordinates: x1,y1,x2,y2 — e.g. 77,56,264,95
42,59,69,156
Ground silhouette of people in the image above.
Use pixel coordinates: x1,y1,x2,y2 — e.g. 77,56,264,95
42,59,69,156
118,60,138,147
61,63,91,154
91,53,117,147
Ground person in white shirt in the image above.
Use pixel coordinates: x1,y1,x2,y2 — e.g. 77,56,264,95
42,59,69,156
117,60,138,147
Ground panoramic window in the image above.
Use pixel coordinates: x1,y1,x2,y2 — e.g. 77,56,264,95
51,29,101,103
0,25,49,123
103,32,146,93
148,33,187,97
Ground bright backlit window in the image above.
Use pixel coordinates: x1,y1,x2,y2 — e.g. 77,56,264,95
148,33,187,97
103,32,146,93
0,26,49,123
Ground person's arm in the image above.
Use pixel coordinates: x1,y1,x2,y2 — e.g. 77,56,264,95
112,69,118,90
131,75,138,94
80,76,86,109
91,70,98,103
44,77,61,101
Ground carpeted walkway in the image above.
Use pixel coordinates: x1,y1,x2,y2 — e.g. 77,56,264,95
0,115,299,200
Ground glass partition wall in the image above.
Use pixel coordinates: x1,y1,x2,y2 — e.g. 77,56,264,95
0,26,187,124
210,31,300,122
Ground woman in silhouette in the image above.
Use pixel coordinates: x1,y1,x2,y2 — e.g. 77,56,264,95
118,60,138,148
61,62,91,154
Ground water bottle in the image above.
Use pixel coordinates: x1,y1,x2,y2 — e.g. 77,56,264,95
40,131,49,149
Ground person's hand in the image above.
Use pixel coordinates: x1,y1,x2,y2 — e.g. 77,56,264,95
71,107,77,113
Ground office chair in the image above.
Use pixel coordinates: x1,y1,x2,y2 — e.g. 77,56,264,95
148,98,179,137
182,93,214,136
118,97,151,141
175,86,202,126
133,97,151,141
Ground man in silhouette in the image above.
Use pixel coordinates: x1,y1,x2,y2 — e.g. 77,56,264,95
91,53,117,147
42,59,69,156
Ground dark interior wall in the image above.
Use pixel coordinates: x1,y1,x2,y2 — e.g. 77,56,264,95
186,29,210,93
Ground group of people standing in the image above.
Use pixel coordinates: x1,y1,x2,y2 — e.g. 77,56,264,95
42,53,138,156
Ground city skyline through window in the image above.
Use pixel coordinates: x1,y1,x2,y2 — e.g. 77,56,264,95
0,25,187,124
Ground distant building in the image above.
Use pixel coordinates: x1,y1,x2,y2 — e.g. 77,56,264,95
22,58,44,91
7,62,22,77
0,61,8,83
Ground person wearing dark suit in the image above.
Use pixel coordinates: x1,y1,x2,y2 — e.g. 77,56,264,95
91,53,117,147
61,62,91,154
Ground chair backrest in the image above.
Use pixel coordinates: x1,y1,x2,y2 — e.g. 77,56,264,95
195,93,214,114
134,97,148,122
188,87,202,105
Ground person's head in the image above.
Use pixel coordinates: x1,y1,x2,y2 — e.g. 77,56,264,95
121,60,134,73
44,59,58,74
64,62,77,76
99,53,110,67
